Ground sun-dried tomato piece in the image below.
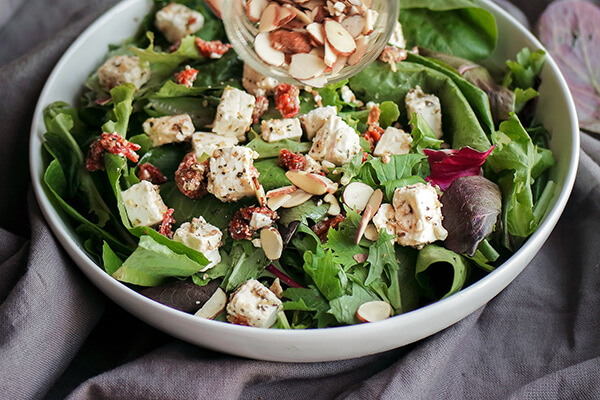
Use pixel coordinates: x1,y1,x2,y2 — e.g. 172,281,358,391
195,37,232,59
158,208,176,239
174,65,199,88
378,46,408,72
275,83,300,118
229,206,278,240
362,104,385,150
137,163,168,185
86,132,141,171
311,214,345,243
362,152,369,163
174,153,209,199
252,95,269,124
278,149,307,171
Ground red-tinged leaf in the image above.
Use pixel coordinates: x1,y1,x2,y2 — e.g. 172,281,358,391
536,0,600,133
424,146,495,191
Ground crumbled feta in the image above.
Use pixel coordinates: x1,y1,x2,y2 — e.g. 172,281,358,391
309,115,362,166
300,106,338,140
212,87,256,140
142,114,195,147
173,217,222,271
207,146,259,202
242,64,280,97
340,85,361,105
155,3,204,43
374,183,447,249
304,154,322,173
260,118,303,143
121,181,168,227
373,127,413,157
405,86,443,139
191,131,238,159
388,22,406,49
226,279,283,328
249,212,275,230
97,55,150,92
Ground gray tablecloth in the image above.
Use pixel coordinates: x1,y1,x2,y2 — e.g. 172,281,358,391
1,0,599,398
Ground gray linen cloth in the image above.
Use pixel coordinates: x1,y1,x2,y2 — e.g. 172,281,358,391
1,0,599,398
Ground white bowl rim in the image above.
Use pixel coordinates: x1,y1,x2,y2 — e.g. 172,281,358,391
28,0,580,361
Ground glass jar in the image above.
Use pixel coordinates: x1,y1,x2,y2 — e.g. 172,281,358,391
221,0,399,87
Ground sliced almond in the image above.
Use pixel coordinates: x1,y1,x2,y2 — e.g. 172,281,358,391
194,288,227,320
247,0,269,22
360,0,372,8
347,35,368,65
330,55,347,75
306,22,324,45
310,5,327,23
286,170,333,195
267,193,293,210
354,188,383,244
291,7,314,25
302,0,324,11
362,9,378,35
260,227,284,260
255,32,286,67
324,19,356,56
357,300,391,322
266,185,298,198
205,0,222,18
323,40,338,67
252,176,267,207
341,15,364,38
288,53,327,80
299,75,327,88
324,193,341,216
364,223,379,241
276,4,296,26
342,181,374,211
281,189,313,208
259,2,280,33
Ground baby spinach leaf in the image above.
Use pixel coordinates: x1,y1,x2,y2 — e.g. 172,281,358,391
137,143,189,181
349,61,491,151
102,241,123,275
254,159,291,191
145,96,217,129
441,175,502,256
246,137,312,159
398,0,497,61
113,235,206,286
415,244,470,300
140,279,221,313
102,84,136,137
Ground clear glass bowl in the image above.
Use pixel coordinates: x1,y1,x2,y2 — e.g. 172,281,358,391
221,0,399,87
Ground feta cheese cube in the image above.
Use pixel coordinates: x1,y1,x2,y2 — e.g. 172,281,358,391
249,212,275,230
260,118,303,143
97,55,150,92
340,85,361,105
155,3,204,43
121,181,168,227
309,115,362,166
303,154,322,173
373,127,413,157
207,146,260,202
405,86,443,139
392,183,447,248
191,131,238,159
242,64,280,97
300,106,338,140
212,87,256,140
226,279,282,328
388,22,406,49
142,114,195,147
173,217,222,271
372,203,397,238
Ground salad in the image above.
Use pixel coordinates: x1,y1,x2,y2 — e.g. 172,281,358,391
41,0,555,329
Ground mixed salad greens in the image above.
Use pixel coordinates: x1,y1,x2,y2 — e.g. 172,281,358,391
41,0,556,328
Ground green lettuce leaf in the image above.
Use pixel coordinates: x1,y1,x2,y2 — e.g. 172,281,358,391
415,244,470,300
222,241,269,291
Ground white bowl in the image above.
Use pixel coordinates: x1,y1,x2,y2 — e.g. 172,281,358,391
29,0,579,362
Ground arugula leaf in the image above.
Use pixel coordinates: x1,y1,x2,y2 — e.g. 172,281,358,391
504,48,546,90
381,176,425,202
282,286,336,328
303,250,344,301
398,0,497,61
329,282,379,325
222,242,269,291
113,235,206,286
324,209,364,269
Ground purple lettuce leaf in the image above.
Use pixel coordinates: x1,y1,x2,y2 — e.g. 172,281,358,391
424,146,495,191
